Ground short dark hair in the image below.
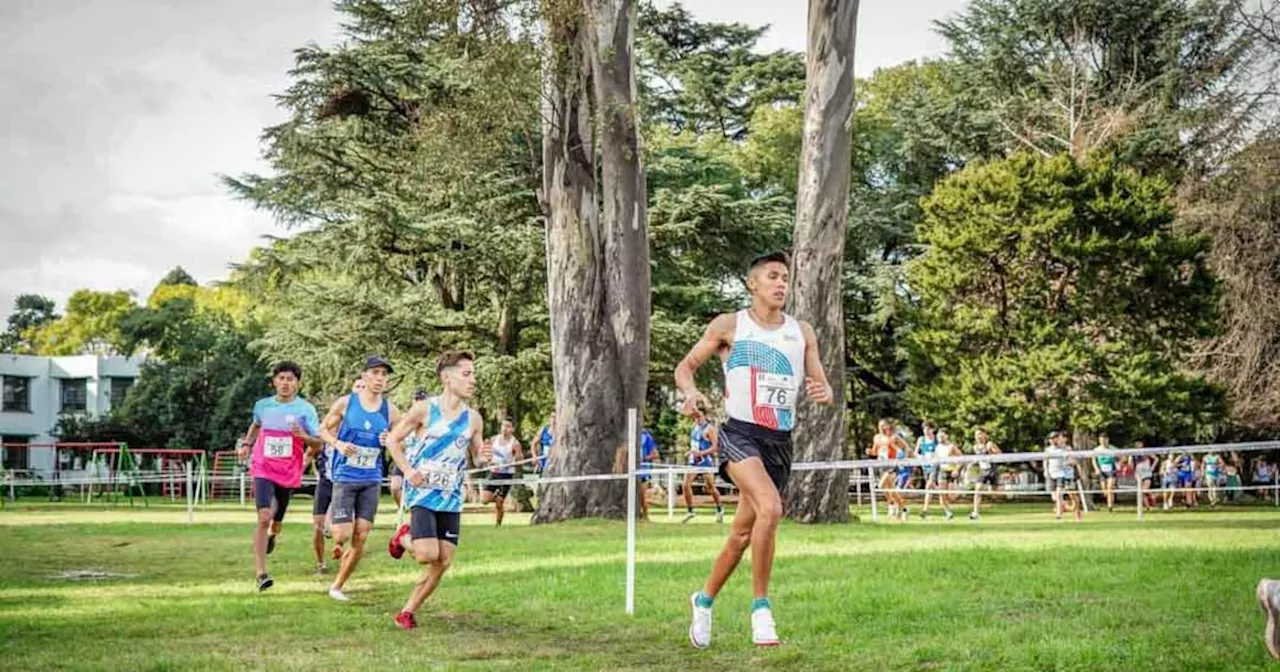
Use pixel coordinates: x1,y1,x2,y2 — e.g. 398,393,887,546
412,388,429,401
436,350,475,375
923,420,937,431
748,251,790,273
272,361,302,380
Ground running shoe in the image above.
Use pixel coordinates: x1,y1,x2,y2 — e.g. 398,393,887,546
388,524,410,560
395,611,418,631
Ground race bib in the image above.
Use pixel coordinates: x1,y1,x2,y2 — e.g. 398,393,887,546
351,447,379,469
756,372,797,410
264,436,293,459
418,461,459,492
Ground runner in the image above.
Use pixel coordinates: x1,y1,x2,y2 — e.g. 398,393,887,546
319,379,367,567
1204,450,1225,507
1044,431,1080,522
384,351,489,630
676,251,834,649
1176,451,1198,509
311,442,334,574
481,419,523,526
927,429,960,520
1258,578,1280,658
683,408,725,524
1132,441,1157,510
638,427,660,521
1161,453,1179,510
916,422,939,519
318,355,402,602
1093,433,1119,512
872,420,910,521
970,428,1002,520
235,361,323,592
535,412,556,473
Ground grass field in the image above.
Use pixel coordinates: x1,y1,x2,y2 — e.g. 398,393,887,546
1,499,1279,671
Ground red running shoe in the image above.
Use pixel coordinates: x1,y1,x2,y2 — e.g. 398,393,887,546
394,611,417,631
388,524,410,560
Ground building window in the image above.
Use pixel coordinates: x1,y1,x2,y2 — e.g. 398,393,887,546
109,377,135,408
1,436,29,471
61,378,88,413
2,376,30,413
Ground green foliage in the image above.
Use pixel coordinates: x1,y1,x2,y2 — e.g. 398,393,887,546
0,294,58,353
905,152,1223,447
27,290,136,356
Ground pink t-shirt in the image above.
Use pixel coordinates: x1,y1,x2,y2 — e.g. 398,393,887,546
249,396,320,488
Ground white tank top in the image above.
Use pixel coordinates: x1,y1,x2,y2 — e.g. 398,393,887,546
491,435,516,474
723,310,806,432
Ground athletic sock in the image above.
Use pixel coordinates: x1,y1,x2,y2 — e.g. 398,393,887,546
695,591,714,608
752,597,771,612
687,507,695,514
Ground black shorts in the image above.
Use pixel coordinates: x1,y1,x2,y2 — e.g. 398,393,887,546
410,507,461,546
313,476,333,516
978,468,999,487
717,418,792,493
484,473,515,497
253,477,293,522
331,482,380,524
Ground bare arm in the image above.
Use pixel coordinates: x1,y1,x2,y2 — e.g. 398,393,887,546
236,421,261,460
675,313,735,415
799,321,834,405
469,412,490,467
319,397,354,456
387,401,428,480
706,426,719,459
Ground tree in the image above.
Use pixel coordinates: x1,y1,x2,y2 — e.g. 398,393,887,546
0,294,58,353
27,290,135,356
637,2,806,141
534,0,650,522
226,0,550,424
905,153,1223,447
157,267,197,288
784,0,858,523
1183,132,1280,431
113,290,268,449
937,0,1264,178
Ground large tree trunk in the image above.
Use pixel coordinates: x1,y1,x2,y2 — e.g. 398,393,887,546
785,0,858,524
534,0,649,523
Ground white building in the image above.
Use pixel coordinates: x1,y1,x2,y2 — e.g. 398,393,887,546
0,354,142,476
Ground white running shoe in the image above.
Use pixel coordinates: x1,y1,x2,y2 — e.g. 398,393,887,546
944,510,954,521
715,509,724,523
689,593,712,649
681,512,697,525
751,607,780,647
328,586,351,602
969,511,980,520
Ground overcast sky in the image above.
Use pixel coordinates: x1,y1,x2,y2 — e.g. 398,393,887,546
0,0,966,322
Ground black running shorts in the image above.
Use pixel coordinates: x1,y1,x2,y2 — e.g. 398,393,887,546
410,507,461,546
717,418,793,493
484,473,515,498
331,482,380,524
253,477,292,522
313,475,333,516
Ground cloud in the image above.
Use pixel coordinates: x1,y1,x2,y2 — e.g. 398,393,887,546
0,0,962,322
0,0,336,318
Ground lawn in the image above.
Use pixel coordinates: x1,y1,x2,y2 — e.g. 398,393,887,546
1,499,1278,671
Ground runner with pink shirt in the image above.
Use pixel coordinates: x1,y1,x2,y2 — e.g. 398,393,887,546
236,361,323,592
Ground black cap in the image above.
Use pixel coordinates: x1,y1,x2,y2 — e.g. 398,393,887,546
364,355,394,374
